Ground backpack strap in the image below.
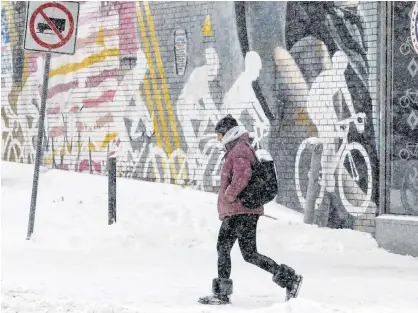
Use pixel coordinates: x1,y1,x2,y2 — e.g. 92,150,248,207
245,142,261,164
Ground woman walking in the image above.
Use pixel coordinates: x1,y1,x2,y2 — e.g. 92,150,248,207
199,115,303,305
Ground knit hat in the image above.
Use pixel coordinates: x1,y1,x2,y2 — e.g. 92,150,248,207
215,114,238,135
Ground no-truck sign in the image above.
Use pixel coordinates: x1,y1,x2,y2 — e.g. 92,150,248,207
24,1,79,55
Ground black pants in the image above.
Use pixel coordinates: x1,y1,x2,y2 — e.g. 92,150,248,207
217,214,280,279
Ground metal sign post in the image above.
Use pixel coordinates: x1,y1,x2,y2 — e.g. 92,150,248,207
24,1,79,239
26,52,51,240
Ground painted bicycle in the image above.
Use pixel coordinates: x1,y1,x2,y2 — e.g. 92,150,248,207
399,88,418,109
295,112,372,215
399,142,418,160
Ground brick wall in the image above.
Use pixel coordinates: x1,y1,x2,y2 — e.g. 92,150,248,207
1,1,381,234
271,2,380,233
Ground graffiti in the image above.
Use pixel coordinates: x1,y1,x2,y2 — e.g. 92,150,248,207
1,51,12,76
1,5,12,81
399,142,418,160
278,1,380,223
408,58,418,78
399,88,418,109
1,1,146,172
202,15,212,36
407,110,418,130
406,1,418,79
1,5,12,106
399,88,418,132
308,51,359,192
222,51,270,147
295,118,372,215
2,1,383,226
42,3,125,171
294,50,372,215
110,48,154,171
174,29,187,76
1,8,9,45
400,37,416,56
175,47,221,183
138,1,182,158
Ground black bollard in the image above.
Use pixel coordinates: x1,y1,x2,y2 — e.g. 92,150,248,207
108,157,117,225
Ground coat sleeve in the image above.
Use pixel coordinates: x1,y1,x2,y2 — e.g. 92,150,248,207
224,157,252,203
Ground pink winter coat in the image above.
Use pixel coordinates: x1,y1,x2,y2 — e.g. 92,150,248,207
217,128,264,220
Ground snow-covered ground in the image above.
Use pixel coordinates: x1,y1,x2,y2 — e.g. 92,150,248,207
1,161,418,313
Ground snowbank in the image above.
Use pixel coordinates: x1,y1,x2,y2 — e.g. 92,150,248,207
2,161,418,313
1,161,377,253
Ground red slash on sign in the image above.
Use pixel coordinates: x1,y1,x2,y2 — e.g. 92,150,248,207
29,2,74,49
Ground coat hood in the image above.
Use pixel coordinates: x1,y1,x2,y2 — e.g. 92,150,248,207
221,126,248,150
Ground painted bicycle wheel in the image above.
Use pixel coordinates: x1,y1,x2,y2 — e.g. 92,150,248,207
337,142,372,215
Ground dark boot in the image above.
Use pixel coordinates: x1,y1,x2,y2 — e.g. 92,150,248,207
272,264,303,301
198,278,233,305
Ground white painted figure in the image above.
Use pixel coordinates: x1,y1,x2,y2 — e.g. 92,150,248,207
119,49,154,140
175,47,221,181
116,49,154,171
176,47,220,138
99,48,154,170
222,51,270,147
307,50,360,192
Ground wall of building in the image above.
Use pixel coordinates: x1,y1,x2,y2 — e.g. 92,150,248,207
376,215,418,257
1,1,380,233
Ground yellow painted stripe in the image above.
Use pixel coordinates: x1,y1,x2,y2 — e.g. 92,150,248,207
100,132,118,150
136,3,171,153
143,76,163,148
49,48,120,77
135,4,162,150
143,2,188,182
96,27,105,46
139,1,178,181
143,2,181,151
23,53,29,84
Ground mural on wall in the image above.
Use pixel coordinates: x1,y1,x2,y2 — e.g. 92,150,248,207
1,8,11,76
295,50,372,218
2,1,381,228
174,29,187,76
1,1,156,175
219,1,378,226
389,1,418,216
222,51,271,148
277,2,378,227
1,1,21,163
175,47,221,187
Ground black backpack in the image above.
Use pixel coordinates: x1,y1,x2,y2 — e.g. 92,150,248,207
237,144,278,209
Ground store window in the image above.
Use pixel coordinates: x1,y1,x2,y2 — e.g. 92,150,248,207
388,2,418,215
